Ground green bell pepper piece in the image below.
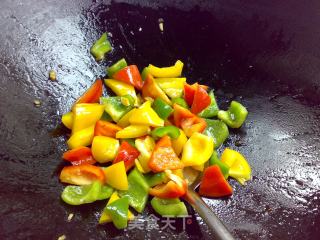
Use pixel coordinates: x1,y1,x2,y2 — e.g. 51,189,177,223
152,97,174,120
100,111,113,121
61,181,113,205
118,168,149,213
100,95,134,122
218,101,248,128
105,197,129,229
198,90,219,118
145,172,168,187
171,97,189,109
151,126,181,139
151,197,188,217
141,67,151,81
209,151,229,179
203,119,229,149
107,58,128,77
90,33,112,61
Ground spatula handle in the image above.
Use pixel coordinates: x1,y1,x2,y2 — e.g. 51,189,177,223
185,189,235,240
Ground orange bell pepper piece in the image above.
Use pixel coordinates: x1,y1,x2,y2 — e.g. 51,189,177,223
199,165,233,198
94,120,122,138
60,165,105,185
142,74,171,104
62,146,96,166
149,180,187,198
113,141,140,171
75,79,103,105
148,136,183,172
113,65,143,90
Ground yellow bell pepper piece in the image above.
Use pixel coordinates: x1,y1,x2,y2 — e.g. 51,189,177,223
135,136,155,173
61,112,73,129
181,132,214,167
192,164,205,171
220,148,252,185
103,161,128,190
147,60,184,78
116,125,150,139
91,136,120,163
104,79,138,105
135,159,147,173
99,191,134,224
172,129,187,156
117,108,137,128
67,126,94,149
129,101,164,127
155,78,186,99
172,169,184,179
72,103,104,134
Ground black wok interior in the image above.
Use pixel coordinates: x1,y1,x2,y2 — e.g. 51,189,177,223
0,0,319,239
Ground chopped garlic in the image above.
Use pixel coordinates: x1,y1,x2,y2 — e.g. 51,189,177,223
57,235,66,240
67,213,74,222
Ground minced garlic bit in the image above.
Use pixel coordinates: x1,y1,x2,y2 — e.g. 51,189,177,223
49,70,56,81
57,235,66,240
67,213,74,222
33,99,41,107
158,18,164,32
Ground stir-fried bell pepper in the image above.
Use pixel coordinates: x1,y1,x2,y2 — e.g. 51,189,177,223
100,111,113,122
191,84,211,114
103,161,128,190
198,90,219,118
135,136,155,173
72,103,105,134
99,191,134,224
145,172,168,187
105,197,130,229
63,146,96,165
220,148,251,185
148,136,184,172
75,79,103,105
171,129,187,156
129,101,164,127
192,164,205,172
183,83,209,107
60,165,105,185
118,168,149,213
149,172,187,198
104,79,137,104
61,181,113,205
155,77,186,99
62,112,73,129
173,104,207,137
67,126,95,149
100,95,134,122
113,65,143,90
199,165,233,198
91,136,120,163
151,197,188,217
181,132,214,167
171,97,189,109
147,60,184,78
107,58,127,77
218,101,248,128
151,126,181,139
203,119,229,149
116,125,150,139
117,108,137,128
152,98,173,120
113,141,140,171
142,74,171,104
141,67,151,81
94,120,122,138
209,151,229,179
90,33,112,61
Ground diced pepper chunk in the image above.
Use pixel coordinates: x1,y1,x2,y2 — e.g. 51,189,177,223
103,161,128,190
147,60,184,78
60,165,105,185
62,146,96,166
113,65,143,90
90,33,112,61
91,136,120,163
113,141,140,171
218,101,248,128
107,58,128,77
151,197,188,217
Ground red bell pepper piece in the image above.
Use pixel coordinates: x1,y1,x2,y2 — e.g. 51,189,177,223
62,146,96,165
112,65,143,90
149,180,187,198
183,83,197,107
113,141,140,171
148,136,184,172
75,79,103,104
199,165,233,198
94,120,122,138
59,164,105,185
191,85,211,114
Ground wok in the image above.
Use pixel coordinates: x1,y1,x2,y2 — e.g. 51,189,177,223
0,0,319,239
